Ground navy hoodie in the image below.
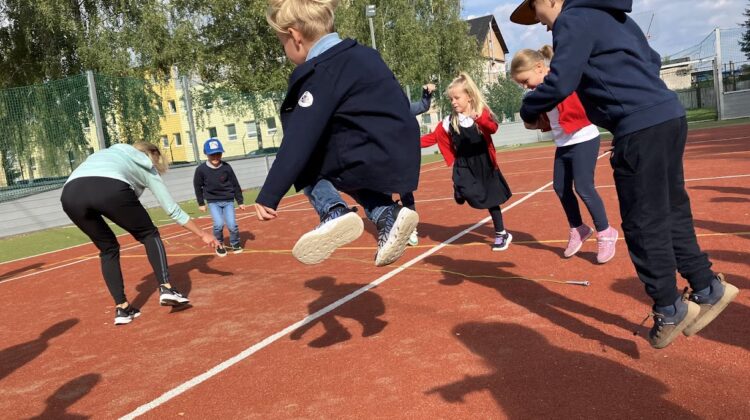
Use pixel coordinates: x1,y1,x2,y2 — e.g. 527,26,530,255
520,0,685,138
256,39,420,210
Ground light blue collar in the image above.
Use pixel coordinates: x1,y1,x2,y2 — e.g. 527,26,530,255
306,32,342,62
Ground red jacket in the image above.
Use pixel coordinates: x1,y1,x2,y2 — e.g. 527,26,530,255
420,108,499,169
539,92,592,134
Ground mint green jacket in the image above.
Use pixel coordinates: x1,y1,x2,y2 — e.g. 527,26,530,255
66,144,190,225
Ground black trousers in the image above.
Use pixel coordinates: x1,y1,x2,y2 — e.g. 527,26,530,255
610,117,713,307
61,177,170,305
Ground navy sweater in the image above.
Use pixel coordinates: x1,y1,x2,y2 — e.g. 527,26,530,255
193,162,243,206
520,0,684,138
256,39,420,210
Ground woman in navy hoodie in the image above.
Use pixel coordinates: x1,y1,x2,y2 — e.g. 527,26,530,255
510,0,737,349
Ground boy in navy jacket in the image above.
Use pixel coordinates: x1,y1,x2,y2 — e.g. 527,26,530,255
511,0,737,349
254,0,420,267
194,138,245,255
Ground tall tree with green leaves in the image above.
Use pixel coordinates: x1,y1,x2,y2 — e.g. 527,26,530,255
485,78,525,123
741,2,750,60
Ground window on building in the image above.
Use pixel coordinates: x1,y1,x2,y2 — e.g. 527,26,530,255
174,133,182,146
245,121,258,137
266,117,277,133
161,135,169,148
226,124,237,141
208,127,218,138
186,131,191,143
168,100,177,114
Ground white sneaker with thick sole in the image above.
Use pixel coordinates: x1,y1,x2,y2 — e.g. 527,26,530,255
375,207,419,267
293,212,364,265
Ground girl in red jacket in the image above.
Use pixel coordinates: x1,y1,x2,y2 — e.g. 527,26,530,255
511,46,618,263
421,72,513,251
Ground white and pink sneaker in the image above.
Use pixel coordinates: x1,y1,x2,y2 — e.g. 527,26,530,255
564,224,593,258
596,226,619,264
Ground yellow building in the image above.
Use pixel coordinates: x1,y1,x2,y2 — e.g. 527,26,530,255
153,73,285,163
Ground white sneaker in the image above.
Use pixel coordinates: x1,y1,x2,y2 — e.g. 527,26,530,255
159,285,190,306
292,206,363,265
408,229,419,246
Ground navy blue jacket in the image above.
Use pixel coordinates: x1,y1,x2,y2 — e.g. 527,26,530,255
520,0,684,138
193,162,243,206
256,39,420,210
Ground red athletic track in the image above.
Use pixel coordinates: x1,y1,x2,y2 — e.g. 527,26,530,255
1,124,748,419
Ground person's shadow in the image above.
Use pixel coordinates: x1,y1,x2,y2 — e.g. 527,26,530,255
610,276,750,352
0,262,45,282
290,277,388,348
426,322,698,418
424,254,640,359
0,319,79,381
29,373,101,419
130,255,233,310
416,221,496,248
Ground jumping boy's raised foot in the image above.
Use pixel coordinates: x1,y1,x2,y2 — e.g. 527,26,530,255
293,205,364,265
375,205,419,267
648,293,700,349
683,273,739,336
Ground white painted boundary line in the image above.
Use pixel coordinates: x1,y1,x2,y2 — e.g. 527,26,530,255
120,152,613,419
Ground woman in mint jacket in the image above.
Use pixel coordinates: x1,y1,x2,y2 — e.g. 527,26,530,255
61,142,221,325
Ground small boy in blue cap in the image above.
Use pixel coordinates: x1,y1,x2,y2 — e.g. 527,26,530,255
193,138,246,256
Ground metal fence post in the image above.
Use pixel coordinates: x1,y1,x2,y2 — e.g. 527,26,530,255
86,71,107,150
181,75,201,162
714,28,724,120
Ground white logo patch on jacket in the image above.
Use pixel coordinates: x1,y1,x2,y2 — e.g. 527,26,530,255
298,91,314,108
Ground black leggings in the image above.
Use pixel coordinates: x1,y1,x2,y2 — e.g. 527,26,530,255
488,206,504,233
61,177,170,305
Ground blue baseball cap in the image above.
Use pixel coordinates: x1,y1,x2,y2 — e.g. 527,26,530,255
203,138,224,155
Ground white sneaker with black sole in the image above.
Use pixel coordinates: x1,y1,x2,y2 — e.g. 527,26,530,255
114,306,141,325
159,285,190,306
293,206,364,265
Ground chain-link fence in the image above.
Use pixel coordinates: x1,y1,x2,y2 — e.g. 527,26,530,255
660,27,750,121
0,71,294,202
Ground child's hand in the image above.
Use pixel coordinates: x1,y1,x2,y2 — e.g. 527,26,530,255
238,204,246,211
200,232,221,248
199,205,206,212
524,120,539,130
254,203,278,220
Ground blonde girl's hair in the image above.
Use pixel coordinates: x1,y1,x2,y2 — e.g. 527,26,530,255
133,141,169,174
446,72,495,133
266,0,339,40
510,45,554,77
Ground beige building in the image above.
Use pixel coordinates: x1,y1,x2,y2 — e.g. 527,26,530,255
467,15,510,85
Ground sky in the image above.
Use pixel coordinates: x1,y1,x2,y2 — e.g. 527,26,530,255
462,0,748,58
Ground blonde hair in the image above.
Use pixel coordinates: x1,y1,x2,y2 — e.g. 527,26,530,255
446,72,495,133
133,141,169,174
266,0,339,40
510,45,554,77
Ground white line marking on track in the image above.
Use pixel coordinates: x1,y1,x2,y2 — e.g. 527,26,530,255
118,150,612,419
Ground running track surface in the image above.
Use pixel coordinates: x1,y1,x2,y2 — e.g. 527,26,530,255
1,124,748,418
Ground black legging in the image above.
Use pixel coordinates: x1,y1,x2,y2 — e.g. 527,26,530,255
61,177,170,305
488,206,504,233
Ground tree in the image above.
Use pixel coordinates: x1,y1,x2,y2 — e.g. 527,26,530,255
741,2,750,60
485,78,525,123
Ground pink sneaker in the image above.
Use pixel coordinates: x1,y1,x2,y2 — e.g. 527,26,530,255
596,226,619,264
564,224,593,258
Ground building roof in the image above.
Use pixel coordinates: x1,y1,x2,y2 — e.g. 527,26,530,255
466,15,509,55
